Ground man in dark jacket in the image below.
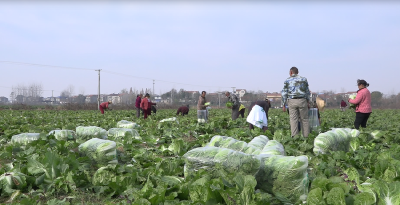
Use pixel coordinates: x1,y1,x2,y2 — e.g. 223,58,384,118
177,105,190,116
135,94,143,118
225,92,242,120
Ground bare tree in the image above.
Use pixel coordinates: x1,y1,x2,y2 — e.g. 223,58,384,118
79,87,85,95
67,85,74,97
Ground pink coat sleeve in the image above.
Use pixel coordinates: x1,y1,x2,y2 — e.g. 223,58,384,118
349,92,364,105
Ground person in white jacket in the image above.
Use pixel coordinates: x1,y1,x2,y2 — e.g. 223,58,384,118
247,104,268,132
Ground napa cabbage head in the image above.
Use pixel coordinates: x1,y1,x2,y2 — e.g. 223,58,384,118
0,172,27,196
349,94,357,109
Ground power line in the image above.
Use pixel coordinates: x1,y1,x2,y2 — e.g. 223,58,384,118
0,61,95,71
102,69,231,89
0,60,232,89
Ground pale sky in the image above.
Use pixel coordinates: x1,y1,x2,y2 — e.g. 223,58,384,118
1,2,399,98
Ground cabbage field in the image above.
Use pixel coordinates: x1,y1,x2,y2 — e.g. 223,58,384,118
1,108,400,204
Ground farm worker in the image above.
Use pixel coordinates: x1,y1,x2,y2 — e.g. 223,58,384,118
340,100,347,111
238,104,246,118
197,91,209,122
99,101,112,114
147,97,157,115
225,91,243,120
135,94,143,118
247,102,268,131
140,93,156,119
147,96,157,116
281,66,311,138
177,105,189,116
348,79,372,129
248,98,271,119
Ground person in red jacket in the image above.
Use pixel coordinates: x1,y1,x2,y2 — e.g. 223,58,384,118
177,105,189,116
140,93,156,119
340,100,347,111
99,101,112,114
348,79,372,129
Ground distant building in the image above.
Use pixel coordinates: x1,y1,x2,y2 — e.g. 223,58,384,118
235,89,246,98
266,92,281,102
0,96,8,103
154,95,162,103
107,93,121,104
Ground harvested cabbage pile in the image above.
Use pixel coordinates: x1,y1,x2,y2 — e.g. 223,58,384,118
76,126,107,143
10,133,43,146
255,154,309,204
48,130,76,141
207,135,270,155
107,128,141,140
78,138,118,165
260,140,285,156
313,128,360,154
197,110,208,123
183,146,261,178
117,120,140,129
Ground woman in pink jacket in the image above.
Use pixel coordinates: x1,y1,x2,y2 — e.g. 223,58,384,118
348,79,372,129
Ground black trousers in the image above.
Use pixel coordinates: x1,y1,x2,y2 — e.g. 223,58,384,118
249,123,268,131
354,112,371,129
239,108,245,118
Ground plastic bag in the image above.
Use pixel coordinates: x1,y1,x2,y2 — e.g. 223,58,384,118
160,117,179,124
255,154,309,204
117,120,140,129
308,108,320,132
313,128,359,154
183,146,261,178
207,136,248,152
76,126,107,143
247,135,270,150
107,128,141,140
48,130,76,141
260,140,285,156
197,110,208,123
11,133,43,145
78,138,118,165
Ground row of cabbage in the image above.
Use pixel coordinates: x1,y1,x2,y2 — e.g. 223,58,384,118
183,135,309,204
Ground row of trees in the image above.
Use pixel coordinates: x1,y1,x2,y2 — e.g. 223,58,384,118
10,83,43,101
7,83,400,109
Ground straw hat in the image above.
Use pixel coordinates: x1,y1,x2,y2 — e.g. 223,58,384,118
316,97,325,111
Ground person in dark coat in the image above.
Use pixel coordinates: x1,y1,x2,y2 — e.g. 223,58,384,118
151,105,157,114
340,100,347,111
177,105,190,116
135,94,143,118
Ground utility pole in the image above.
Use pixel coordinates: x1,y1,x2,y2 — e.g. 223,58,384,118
231,87,236,93
52,90,54,104
95,69,102,110
218,93,221,108
153,80,155,97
